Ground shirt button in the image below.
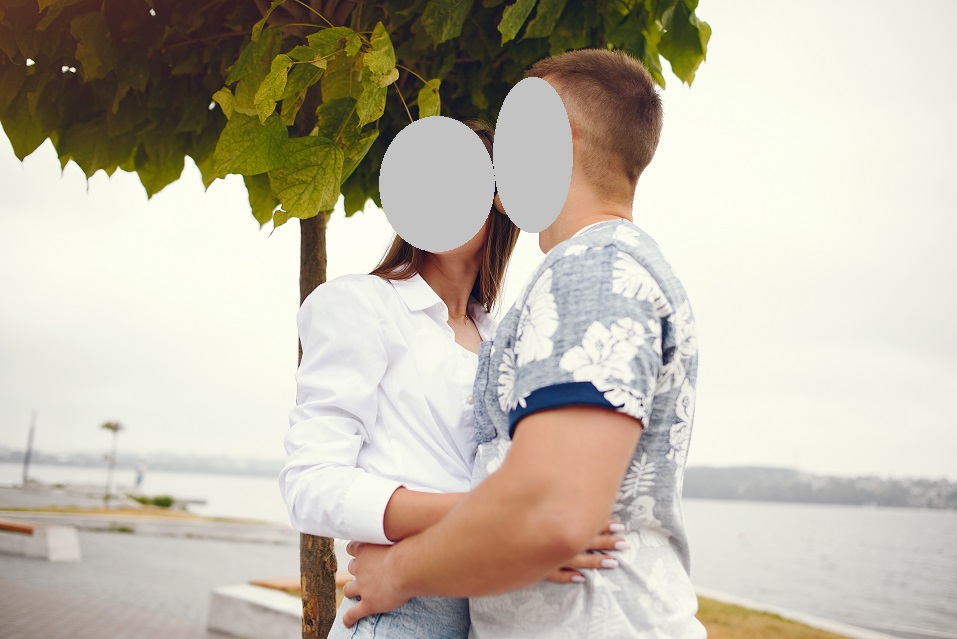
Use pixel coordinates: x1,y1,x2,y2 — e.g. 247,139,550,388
460,351,468,359
466,394,474,405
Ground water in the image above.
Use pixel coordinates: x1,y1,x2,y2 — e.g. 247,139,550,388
3,462,955,638
1,461,290,524
683,498,957,639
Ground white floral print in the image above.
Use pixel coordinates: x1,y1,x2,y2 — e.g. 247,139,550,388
497,346,530,413
515,268,559,367
613,223,642,247
611,252,674,317
619,452,657,501
559,318,661,387
667,381,695,472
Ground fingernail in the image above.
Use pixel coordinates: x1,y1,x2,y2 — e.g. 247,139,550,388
601,558,619,569
609,523,625,533
614,540,630,551
571,575,586,583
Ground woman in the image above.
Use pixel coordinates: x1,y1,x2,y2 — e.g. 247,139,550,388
279,121,623,638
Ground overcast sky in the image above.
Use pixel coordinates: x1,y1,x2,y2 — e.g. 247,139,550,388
1,1,955,480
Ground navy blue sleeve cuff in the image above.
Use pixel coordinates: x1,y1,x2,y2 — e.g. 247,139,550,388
508,382,616,438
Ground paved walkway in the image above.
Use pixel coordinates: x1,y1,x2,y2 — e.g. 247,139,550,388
1,528,301,638
1,578,229,639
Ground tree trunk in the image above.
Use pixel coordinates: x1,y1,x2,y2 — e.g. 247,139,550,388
298,212,338,639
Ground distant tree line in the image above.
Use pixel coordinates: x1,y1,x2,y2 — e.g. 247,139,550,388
683,467,957,510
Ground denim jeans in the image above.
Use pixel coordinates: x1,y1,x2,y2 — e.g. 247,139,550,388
327,595,469,639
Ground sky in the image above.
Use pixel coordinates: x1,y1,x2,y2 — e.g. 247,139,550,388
1,1,955,480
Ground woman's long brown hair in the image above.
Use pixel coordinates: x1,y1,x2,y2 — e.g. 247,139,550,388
370,120,520,313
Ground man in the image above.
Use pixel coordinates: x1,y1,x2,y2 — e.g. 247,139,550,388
345,48,704,638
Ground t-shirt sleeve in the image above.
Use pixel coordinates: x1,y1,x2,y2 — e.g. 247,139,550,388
503,246,666,437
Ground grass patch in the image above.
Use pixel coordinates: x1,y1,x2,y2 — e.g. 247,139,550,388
698,597,852,639
129,495,175,508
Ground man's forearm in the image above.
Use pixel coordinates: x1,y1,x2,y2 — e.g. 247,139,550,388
382,489,463,541
386,467,584,598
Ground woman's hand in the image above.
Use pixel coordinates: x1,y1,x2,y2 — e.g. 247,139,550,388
544,519,628,584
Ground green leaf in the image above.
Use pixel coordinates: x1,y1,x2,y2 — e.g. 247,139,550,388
113,52,150,112
375,67,400,88
255,54,292,122
226,26,282,84
37,0,84,31
244,173,279,226
417,78,441,118
548,2,588,54
345,32,362,56
233,61,271,116
340,172,368,216
524,0,567,38
315,97,358,142
269,136,344,225
251,0,284,43
321,51,363,101
363,22,396,75
70,12,118,80
280,64,324,101
0,62,26,113
287,45,325,64
420,0,474,46
0,87,47,160
356,80,386,126
175,93,210,134
341,129,379,184
212,88,235,120
498,0,537,44
213,112,287,178
136,138,186,197
307,26,356,57
658,0,710,84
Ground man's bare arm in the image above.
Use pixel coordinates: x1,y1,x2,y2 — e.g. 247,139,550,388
343,405,641,623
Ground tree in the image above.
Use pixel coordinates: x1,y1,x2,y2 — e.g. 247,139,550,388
0,1,710,636
100,420,124,507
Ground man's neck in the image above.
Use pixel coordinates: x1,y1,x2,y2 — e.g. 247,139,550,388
539,186,633,253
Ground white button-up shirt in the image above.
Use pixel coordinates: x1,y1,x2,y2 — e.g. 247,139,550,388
280,273,497,545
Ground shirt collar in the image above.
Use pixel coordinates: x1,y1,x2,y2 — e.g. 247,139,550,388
389,273,445,312
571,218,624,238
390,273,497,340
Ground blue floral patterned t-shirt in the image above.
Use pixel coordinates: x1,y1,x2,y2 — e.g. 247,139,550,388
469,219,705,639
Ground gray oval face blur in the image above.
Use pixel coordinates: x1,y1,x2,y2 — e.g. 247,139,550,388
493,77,572,233
379,116,494,253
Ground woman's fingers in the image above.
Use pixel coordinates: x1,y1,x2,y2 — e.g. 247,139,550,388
562,552,620,571
585,532,629,553
604,519,625,535
544,568,586,584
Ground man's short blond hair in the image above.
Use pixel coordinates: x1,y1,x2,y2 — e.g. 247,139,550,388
525,49,663,204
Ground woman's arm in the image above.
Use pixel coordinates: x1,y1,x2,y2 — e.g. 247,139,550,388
383,489,465,541
280,278,402,545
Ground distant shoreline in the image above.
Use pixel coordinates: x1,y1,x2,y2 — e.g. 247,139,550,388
3,456,956,511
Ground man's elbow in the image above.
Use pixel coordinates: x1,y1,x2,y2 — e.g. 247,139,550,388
523,506,596,565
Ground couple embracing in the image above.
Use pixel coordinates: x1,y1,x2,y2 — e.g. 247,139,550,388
280,48,704,639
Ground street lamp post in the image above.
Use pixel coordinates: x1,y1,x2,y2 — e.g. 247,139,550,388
100,421,124,507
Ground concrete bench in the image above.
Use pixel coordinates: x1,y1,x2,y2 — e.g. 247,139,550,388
0,518,82,562
207,572,352,639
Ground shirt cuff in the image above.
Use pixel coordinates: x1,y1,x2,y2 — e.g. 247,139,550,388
343,473,404,545
508,381,615,438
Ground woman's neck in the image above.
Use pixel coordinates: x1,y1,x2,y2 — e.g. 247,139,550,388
418,253,481,320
